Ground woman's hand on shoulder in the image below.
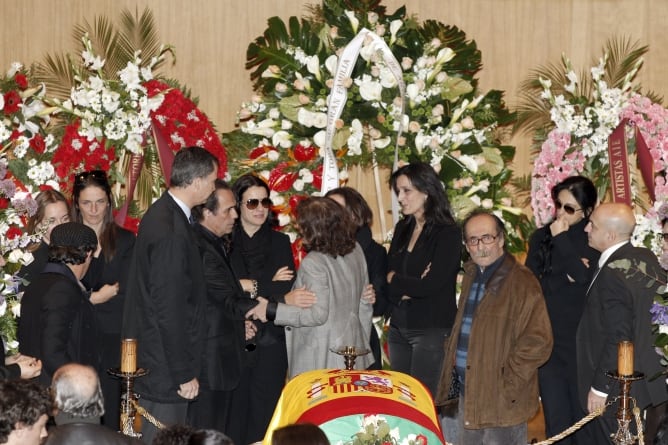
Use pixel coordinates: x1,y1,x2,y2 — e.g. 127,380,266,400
89,282,119,305
285,287,316,308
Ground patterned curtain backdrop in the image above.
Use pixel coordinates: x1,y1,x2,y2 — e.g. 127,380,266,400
3,0,668,238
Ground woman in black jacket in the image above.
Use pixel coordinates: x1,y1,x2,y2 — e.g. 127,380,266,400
386,163,461,397
228,174,314,445
72,170,135,429
525,175,598,444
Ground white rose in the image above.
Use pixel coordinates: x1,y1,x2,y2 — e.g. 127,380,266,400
359,79,382,101
277,213,291,227
297,108,315,127
299,169,314,183
267,150,280,161
272,131,292,149
292,179,305,192
313,130,326,148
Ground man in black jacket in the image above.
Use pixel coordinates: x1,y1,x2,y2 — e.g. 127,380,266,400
187,179,253,435
122,147,218,444
46,363,141,444
18,222,98,386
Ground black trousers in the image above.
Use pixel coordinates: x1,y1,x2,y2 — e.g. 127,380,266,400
98,331,122,431
538,353,589,444
187,387,233,432
226,342,288,445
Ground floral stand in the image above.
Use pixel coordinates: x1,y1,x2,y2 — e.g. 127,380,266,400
262,369,446,445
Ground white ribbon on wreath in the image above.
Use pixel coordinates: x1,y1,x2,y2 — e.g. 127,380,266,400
324,28,406,234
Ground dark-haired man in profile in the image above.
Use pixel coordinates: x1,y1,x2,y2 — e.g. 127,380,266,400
123,146,218,444
18,221,98,385
0,379,51,445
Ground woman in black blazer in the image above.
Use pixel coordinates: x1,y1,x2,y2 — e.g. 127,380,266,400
525,175,598,444
72,170,135,430
386,163,461,397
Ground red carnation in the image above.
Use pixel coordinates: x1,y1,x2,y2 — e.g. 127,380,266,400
0,198,9,209
14,73,28,89
3,90,22,115
29,134,46,154
38,184,54,192
6,226,23,240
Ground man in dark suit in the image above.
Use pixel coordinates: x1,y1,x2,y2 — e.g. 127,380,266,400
186,179,258,436
46,363,142,445
18,222,98,386
122,146,218,444
578,203,668,442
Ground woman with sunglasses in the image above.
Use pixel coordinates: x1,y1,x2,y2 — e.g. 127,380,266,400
386,163,461,398
228,173,315,445
71,170,136,430
525,175,598,444
19,189,71,290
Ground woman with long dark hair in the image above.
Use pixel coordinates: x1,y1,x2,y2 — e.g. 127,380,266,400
525,175,598,444
71,170,135,429
386,162,461,397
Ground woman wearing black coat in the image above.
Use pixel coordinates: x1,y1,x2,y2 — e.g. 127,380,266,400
525,176,598,444
72,170,135,430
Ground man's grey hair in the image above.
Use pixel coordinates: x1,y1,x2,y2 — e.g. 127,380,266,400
52,364,104,418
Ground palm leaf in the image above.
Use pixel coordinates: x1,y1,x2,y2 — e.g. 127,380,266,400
73,16,121,76
30,53,77,101
116,8,173,72
602,36,647,89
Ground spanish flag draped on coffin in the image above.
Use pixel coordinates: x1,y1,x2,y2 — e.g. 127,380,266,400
262,369,446,444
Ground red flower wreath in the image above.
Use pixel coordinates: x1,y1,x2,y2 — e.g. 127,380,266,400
145,79,228,177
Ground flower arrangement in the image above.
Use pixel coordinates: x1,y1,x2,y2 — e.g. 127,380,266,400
518,38,668,366
342,415,428,445
224,0,528,252
0,155,44,354
34,8,228,212
517,38,668,254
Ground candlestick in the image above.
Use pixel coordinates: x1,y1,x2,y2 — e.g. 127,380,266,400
618,341,634,376
120,339,137,373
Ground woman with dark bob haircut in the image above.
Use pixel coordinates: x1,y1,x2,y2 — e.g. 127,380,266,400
386,162,461,397
525,175,598,443
271,423,330,445
247,197,374,377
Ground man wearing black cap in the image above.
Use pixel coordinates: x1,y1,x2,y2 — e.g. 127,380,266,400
18,221,98,386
